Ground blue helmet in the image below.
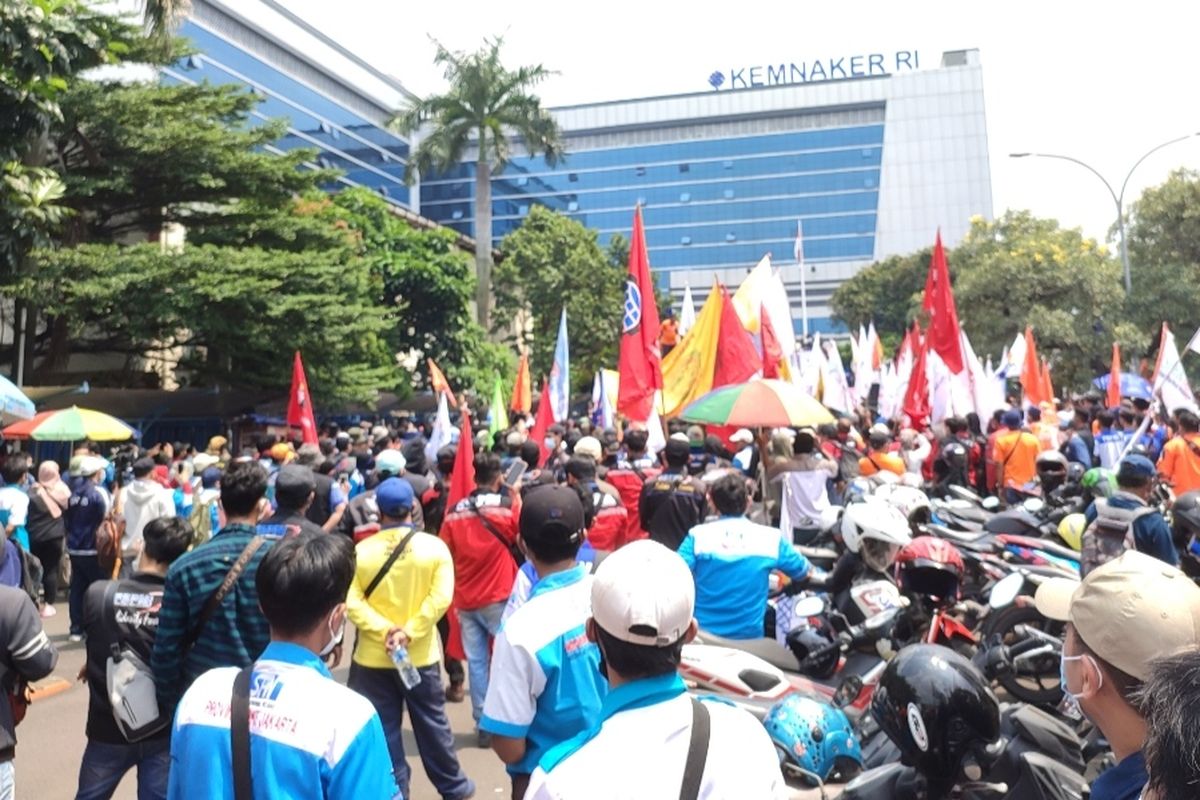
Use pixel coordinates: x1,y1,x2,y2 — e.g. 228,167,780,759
762,694,862,785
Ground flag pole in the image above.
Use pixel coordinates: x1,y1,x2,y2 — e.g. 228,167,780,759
795,220,809,342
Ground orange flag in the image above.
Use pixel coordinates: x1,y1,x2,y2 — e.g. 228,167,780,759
1020,327,1045,407
1107,343,1122,408
1040,358,1055,406
428,358,457,407
510,353,532,414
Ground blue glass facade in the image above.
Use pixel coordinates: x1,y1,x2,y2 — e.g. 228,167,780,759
420,120,884,271
164,20,412,207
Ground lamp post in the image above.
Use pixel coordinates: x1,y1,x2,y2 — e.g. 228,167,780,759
1010,132,1200,294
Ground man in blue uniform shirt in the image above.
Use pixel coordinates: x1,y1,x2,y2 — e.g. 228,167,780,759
167,532,397,800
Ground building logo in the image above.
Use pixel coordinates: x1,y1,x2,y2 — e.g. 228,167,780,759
708,50,919,91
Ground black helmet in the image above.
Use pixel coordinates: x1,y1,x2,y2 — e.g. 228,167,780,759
870,644,1000,789
1173,491,1200,540
785,616,840,679
1035,450,1068,492
1066,462,1085,486
941,442,967,469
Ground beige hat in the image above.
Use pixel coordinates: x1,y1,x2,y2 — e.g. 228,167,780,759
1035,550,1200,681
592,540,694,647
573,436,603,461
193,453,220,471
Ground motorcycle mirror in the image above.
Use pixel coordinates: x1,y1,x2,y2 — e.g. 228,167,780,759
982,496,1001,511
791,595,826,618
832,675,863,708
990,573,1024,609
1022,497,1045,514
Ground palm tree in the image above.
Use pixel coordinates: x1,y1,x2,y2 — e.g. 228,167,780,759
140,0,191,38
395,37,563,330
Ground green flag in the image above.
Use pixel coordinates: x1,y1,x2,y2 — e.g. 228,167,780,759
489,375,509,446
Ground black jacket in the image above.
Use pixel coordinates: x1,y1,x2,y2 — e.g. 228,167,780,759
82,574,167,744
0,585,57,759
638,470,708,551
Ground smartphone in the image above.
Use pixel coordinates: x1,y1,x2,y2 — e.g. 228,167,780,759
503,459,528,487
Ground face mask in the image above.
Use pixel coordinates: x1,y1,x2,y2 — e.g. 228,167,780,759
319,611,345,658
1059,653,1099,719
544,438,557,453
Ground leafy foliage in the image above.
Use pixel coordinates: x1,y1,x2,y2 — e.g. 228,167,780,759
1124,169,1200,339
493,206,623,392
830,248,930,334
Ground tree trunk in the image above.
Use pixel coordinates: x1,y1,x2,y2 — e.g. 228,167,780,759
474,155,492,331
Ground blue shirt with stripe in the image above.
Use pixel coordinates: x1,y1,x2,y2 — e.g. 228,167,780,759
479,564,607,775
678,515,811,639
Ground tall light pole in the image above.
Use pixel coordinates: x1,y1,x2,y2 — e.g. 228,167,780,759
1010,132,1200,294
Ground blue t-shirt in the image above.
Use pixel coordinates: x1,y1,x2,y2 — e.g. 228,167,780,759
1090,751,1147,800
678,515,811,639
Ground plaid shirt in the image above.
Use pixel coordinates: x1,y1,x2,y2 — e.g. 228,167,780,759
151,523,276,711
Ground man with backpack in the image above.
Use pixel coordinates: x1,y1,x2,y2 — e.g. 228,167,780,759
66,456,113,642
1081,455,1178,576
77,516,192,800
639,439,707,551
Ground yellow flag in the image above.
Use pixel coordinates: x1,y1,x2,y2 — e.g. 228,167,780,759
661,280,724,417
730,255,772,334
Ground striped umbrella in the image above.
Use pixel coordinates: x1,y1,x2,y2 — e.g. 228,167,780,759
679,379,835,428
2,406,135,441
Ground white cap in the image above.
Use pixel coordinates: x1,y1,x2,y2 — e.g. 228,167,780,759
374,449,406,475
669,432,690,442
869,423,891,437
729,428,754,444
574,436,603,461
193,453,220,471
78,455,108,477
591,540,695,647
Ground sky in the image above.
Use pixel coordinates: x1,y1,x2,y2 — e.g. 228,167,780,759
276,0,1200,246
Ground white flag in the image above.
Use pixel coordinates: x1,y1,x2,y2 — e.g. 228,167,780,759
425,391,453,467
822,340,857,414
1154,323,1198,413
1187,325,1200,356
679,282,696,337
549,308,570,422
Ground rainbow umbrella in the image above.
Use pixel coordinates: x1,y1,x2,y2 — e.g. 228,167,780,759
679,379,835,428
2,406,134,441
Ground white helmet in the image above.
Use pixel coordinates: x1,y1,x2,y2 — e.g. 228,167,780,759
883,485,931,530
840,499,913,573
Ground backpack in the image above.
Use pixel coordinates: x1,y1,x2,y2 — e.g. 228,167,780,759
188,494,219,546
100,582,168,741
1080,498,1157,576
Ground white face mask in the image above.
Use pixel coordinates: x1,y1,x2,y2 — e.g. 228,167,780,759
319,610,345,658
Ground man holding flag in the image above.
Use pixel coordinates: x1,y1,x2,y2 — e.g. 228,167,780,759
618,206,662,424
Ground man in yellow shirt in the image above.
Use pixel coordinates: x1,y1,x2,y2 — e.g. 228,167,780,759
991,409,1041,505
858,428,905,477
1159,410,1200,495
346,478,474,800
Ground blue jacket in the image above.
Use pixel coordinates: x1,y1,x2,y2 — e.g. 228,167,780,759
65,478,108,554
1084,493,1178,567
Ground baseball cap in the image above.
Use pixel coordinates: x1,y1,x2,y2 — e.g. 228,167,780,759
200,466,222,489
1117,454,1156,483
1034,550,1200,681
1001,409,1022,429
591,540,695,647
275,464,316,500
868,423,891,437
132,457,156,477
371,425,389,442
574,436,603,461
78,455,108,477
520,485,585,546
729,428,754,445
664,438,691,461
375,477,415,517
347,426,365,444
374,449,406,476
269,442,295,463
668,432,689,443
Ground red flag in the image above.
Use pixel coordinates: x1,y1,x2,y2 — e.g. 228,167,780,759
921,231,965,374
1020,327,1045,407
760,303,784,380
445,410,476,510
428,358,457,407
902,324,930,428
1107,342,1122,408
713,287,760,387
286,351,318,445
528,379,555,467
510,353,532,414
617,206,662,422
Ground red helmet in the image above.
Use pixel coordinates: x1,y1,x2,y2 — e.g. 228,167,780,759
896,536,965,601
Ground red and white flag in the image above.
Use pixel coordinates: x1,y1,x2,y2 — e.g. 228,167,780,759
617,206,662,422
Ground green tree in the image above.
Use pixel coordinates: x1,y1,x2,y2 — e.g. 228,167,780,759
493,206,623,393
951,211,1139,390
394,37,563,329
830,248,930,336
1124,168,1200,337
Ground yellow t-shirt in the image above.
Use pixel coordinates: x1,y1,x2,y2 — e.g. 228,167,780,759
347,526,454,669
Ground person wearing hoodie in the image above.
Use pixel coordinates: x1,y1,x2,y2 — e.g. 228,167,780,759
121,458,175,579
66,456,111,641
27,461,70,618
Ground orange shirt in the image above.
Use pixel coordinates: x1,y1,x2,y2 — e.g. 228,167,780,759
659,318,679,347
993,430,1041,487
1158,434,1200,494
858,452,905,477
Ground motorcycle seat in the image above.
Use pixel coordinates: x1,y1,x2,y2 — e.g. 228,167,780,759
927,523,990,544
796,545,839,563
696,630,799,673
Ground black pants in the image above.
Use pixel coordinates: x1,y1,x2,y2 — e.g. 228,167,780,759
29,538,64,604
68,554,104,636
437,614,465,684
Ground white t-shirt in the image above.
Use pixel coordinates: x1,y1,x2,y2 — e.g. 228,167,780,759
526,690,788,800
0,486,30,529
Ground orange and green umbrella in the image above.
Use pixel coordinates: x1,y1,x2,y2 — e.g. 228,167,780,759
2,406,135,441
679,379,835,428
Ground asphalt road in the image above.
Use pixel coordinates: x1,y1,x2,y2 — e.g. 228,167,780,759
19,610,839,799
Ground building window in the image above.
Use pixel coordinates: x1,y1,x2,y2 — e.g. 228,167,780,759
725,232,737,242
378,186,390,197
723,189,735,199
635,166,646,176
681,236,692,245
680,192,691,203
637,196,646,207
864,177,876,187
517,176,529,186
679,163,690,173
185,55,203,70
862,148,873,157
568,172,578,182
722,160,734,170
519,204,529,215
567,201,579,212
451,209,464,220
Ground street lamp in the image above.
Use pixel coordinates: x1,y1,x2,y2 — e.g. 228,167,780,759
1009,132,1200,294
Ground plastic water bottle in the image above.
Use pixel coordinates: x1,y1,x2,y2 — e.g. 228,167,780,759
391,645,421,690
